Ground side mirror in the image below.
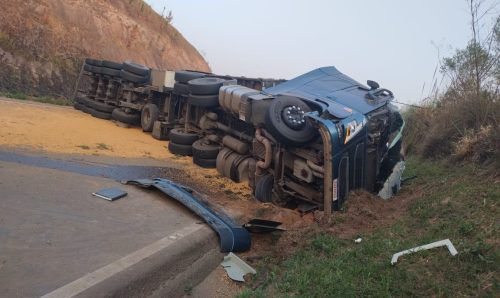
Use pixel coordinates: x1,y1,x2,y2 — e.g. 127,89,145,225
367,80,379,90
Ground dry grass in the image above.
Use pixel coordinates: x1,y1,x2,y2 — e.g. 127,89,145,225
0,0,209,98
403,93,500,165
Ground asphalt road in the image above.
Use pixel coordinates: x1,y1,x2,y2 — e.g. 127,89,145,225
0,150,219,297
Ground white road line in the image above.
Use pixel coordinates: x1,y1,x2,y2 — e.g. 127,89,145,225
41,223,206,298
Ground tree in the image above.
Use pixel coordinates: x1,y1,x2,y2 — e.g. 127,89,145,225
441,0,499,98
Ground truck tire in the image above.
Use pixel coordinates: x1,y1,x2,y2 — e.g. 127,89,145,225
188,94,219,108
193,156,217,168
174,71,206,83
168,128,199,145
188,77,226,95
168,142,193,156
81,105,93,114
216,148,232,175
74,102,84,111
85,58,102,66
86,65,102,75
192,139,220,159
265,95,317,147
141,104,159,132
122,61,150,76
75,95,86,104
83,63,93,72
80,97,93,107
90,100,115,113
255,174,273,203
91,109,112,120
111,108,140,125
172,83,189,96
100,67,121,77
120,70,149,85
102,60,123,70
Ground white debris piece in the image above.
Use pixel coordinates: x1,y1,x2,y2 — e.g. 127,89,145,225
391,239,458,265
221,252,256,282
378,161,405,200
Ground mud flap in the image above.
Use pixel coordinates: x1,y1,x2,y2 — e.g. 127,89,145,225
123,178,251,252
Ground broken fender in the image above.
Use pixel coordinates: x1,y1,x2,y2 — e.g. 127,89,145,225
123,178,251,253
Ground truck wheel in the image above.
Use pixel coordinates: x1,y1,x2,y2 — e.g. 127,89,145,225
74,102,84,111
85,58,102,66
81,105,93,114
255,174,273,203
168,142,193,156
216,148,232,175
83,64,93,72
193,156,217,168
188,94,219,108
75,95,87,104
168,128,199,145
86,65,102,75
174,70,206,83
192,139,221,159
120,70,149,85
188,77,226,95
173,82,190,95
91,109,112,120
122,61,150,76
111,108,140,125
102,60,123,70
100,67,121,78
90,100,115,113
141,104,159,132
265,95,317,147
81,97,94,107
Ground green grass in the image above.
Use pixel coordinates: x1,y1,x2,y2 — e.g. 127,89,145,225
240,159,499,297
1,91,72,106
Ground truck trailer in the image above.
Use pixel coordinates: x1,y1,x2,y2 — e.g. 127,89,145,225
74,59,404,214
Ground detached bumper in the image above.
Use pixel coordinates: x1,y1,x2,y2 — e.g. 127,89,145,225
124,178,251,253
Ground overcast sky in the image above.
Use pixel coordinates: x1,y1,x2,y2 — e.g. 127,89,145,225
145,0,498,104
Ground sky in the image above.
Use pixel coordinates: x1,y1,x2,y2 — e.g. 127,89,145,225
144,0,498,104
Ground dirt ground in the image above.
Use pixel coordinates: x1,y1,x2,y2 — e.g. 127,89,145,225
0,99,175,160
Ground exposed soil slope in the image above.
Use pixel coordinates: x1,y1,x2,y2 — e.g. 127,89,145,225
0,0,210,97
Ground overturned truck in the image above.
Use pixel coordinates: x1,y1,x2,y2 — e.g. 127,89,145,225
75,59,404,213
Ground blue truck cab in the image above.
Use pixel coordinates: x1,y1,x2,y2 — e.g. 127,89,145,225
256,67,404,212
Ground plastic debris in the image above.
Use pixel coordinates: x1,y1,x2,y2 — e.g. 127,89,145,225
378,161,405,200
92,188,127,201
243,219,284,233
221,253,256,282
391,239,458,265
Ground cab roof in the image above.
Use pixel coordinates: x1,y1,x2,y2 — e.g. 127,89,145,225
264,66,393,118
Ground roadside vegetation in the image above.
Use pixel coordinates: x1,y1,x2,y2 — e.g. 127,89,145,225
0,91,72,106
240,158,498,297
404,1,499,166
240,1,499,297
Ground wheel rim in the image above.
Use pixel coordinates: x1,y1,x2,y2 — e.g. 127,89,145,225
281,105,306,130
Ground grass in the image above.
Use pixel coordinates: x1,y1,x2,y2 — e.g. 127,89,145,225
239,158,499,297
1,91,72,106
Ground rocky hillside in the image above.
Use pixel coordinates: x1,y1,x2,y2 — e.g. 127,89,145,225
0,0,210,97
